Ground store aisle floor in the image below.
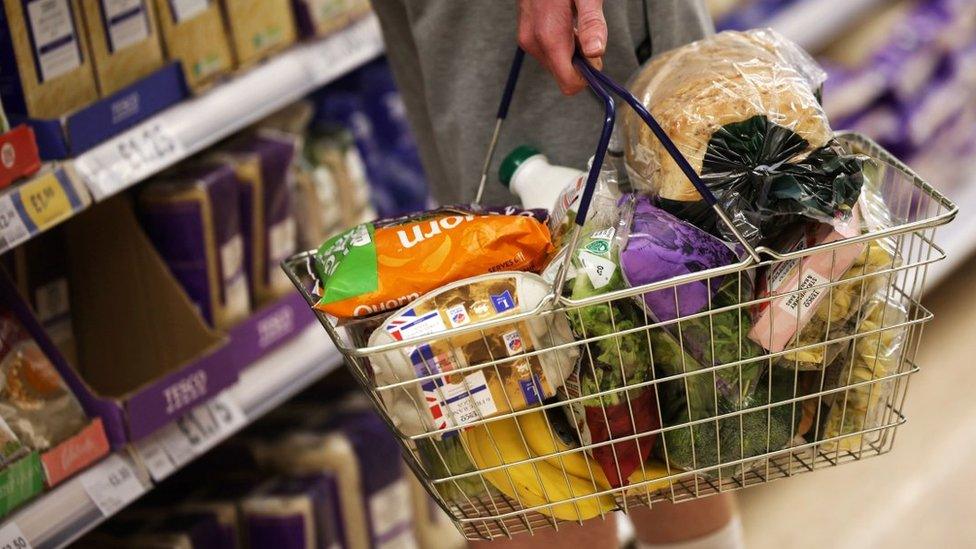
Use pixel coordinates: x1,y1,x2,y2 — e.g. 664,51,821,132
741,252,976,548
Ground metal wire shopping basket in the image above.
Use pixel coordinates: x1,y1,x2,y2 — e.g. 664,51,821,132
283,50,957,540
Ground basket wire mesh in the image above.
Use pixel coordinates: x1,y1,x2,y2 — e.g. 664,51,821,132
282,52,957,540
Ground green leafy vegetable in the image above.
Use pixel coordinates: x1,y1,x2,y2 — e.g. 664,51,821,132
569,268,653,407
656,364,799,478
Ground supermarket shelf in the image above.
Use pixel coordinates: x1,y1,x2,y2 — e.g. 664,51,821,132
767,0,886,51
0,15,384,257
74,14,383,201
3,452,151,549
0,165,91,255
1,325,341,549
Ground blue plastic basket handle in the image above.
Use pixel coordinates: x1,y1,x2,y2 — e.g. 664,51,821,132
477,48,761,261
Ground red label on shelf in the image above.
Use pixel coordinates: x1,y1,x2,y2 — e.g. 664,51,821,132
0,126,42,189
41,418,111,487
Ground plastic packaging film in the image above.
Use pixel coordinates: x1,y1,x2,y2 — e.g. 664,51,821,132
778,167,902,370
368,272,578,438
820,290,909,453
623,29,868,244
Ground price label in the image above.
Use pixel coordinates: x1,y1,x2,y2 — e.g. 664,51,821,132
18,173,72,230
74,120,184,200
134,392,246,482
133,437,177,481
0,522,31,549
0,194,30,252
80,455,145,517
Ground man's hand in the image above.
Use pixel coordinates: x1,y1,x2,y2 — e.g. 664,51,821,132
517,0,607,95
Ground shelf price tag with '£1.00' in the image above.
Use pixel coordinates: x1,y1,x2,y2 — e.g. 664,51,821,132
74,120,185,200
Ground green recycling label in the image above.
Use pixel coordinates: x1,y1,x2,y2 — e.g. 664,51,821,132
314,223,379,306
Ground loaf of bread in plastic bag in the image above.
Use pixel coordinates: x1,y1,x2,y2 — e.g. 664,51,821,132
624,28,832,202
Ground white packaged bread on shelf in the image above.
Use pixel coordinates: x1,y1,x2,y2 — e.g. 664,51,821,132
267,407,417,549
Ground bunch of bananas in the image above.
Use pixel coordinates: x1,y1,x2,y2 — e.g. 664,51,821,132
461,409,671,521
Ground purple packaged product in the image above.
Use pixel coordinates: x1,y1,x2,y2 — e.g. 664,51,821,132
244,476,342,549
222,131,298,306
354,60,426,175
619,195,738,321
138,163,251,329
715,0,798,31
904,42,976,150
312,91,391,209
181,502,242,549
877,0,956,102
322,409,414,549
821,62,890,122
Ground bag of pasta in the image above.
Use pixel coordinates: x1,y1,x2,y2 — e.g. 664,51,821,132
819,291,909,453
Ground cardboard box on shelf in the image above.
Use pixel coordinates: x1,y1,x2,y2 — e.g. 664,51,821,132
22,62,186,160
0,193,315,445
79,0,166,96
0,0,100,118
64,194,236,441
220,0,297,66
151,0,233,91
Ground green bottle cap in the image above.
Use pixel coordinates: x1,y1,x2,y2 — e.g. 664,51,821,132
499,145,542,188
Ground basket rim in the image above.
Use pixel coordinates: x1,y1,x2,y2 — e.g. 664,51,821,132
281,131,956,357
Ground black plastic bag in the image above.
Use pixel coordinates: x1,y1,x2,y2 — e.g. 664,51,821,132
658,115,868,245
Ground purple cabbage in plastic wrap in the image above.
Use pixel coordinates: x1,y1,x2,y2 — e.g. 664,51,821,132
619,195,764,406
619,195,738,321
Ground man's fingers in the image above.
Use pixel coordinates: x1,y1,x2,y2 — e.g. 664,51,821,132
574,0,606,57
516,0,542,58
535,4,585,95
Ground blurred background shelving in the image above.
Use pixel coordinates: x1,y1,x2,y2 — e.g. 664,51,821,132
0,0,969,547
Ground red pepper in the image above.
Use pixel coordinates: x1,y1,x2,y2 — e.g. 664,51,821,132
583,388,660,487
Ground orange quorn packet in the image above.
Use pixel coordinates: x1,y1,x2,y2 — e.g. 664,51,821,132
311,207,553,318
